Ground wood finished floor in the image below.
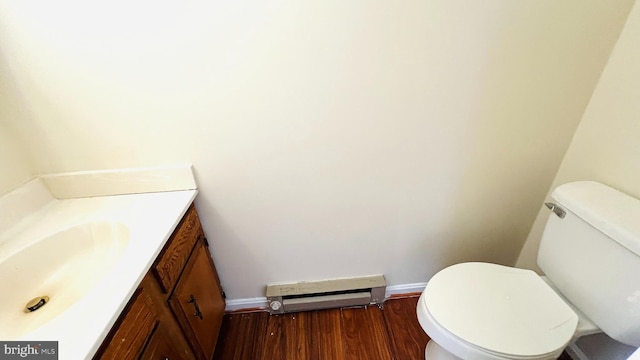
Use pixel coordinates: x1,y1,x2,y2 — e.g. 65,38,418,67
213,295,574,360
213,296,429,360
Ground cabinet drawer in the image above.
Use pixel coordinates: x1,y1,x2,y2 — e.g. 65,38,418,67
97,290,157,359
153,205,203,293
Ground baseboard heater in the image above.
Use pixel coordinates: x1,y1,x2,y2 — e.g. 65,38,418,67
266,275,386,314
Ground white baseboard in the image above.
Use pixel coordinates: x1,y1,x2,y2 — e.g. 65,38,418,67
385,282,427,298
224,282,427,312
225,297,269,312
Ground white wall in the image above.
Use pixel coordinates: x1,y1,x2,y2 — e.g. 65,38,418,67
0,53,33,195
0,0,632,299
517,0,640,272
0,125,31,195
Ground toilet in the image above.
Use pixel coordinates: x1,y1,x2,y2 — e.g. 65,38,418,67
417,181,640,360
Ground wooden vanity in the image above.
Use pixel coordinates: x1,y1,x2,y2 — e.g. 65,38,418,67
93,204,225,360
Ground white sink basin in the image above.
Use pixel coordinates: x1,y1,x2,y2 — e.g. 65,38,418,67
0,222,129,338
0,177,196,359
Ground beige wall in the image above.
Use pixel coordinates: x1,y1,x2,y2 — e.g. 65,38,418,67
517,1,640,271
0,0,632,299
0,54,33,195
0,126,31,195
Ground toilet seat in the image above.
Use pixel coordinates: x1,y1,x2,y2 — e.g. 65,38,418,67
417,263,578,360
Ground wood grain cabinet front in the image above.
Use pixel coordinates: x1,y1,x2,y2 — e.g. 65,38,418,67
153,206,204,293
140,321,192,360
169,241,225,360
96,289,157,359
94,204,225,360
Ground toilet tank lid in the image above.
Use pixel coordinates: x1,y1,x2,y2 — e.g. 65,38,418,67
552,181,640,257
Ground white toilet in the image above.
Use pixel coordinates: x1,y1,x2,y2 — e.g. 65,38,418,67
417,181,640,360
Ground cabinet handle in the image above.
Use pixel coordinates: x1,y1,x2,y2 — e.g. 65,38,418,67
187,294,203,320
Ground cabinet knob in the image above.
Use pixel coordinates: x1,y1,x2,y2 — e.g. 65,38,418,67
187,294,204,320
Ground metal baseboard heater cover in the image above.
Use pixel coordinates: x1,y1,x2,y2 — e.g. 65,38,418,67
266,275,386,314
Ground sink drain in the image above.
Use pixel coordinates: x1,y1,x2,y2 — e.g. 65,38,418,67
25,296,50,313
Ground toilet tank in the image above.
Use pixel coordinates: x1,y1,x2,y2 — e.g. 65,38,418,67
537,181,640,347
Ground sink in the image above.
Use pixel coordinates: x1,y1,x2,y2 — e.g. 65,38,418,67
0,176,196,358
0,222,129,338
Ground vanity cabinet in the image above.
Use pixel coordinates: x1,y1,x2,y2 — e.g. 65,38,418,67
94,204,225,360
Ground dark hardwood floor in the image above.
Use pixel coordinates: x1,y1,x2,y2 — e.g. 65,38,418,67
213,296,429,360
213,295,574,360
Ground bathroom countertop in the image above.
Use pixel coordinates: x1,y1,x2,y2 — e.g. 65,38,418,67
0,168,198,359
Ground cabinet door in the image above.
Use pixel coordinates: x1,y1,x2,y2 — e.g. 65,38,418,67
140,321,194,360
169,242,225,360
94,289,157,359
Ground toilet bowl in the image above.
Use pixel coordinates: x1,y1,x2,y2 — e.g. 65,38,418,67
416,181,640,360
416,263,578,360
